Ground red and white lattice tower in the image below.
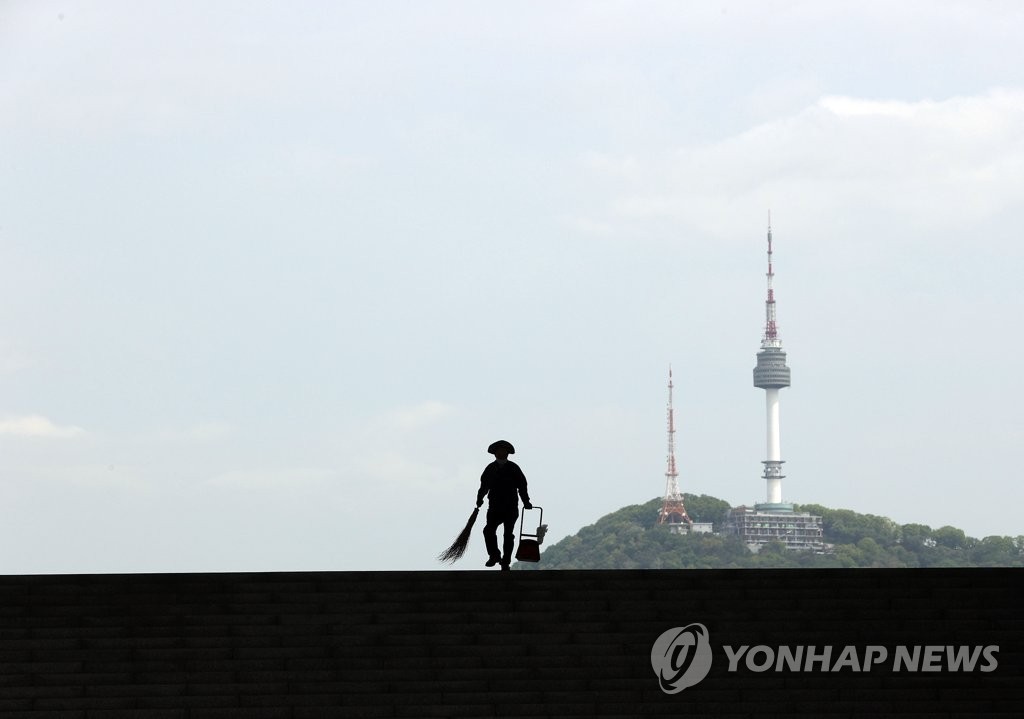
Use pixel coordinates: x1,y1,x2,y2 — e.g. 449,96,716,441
658,366,692,529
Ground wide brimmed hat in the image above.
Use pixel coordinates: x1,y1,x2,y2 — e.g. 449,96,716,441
487,439,515,455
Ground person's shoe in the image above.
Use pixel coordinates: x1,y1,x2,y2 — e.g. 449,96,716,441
485,555,500,567
500,563,510,571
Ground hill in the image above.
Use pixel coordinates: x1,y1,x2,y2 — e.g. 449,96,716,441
519,495,1024,569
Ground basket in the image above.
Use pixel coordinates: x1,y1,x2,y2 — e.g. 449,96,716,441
515,506,543,563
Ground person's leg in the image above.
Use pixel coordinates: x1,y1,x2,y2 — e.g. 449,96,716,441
483,509,501,565
500,512,519,568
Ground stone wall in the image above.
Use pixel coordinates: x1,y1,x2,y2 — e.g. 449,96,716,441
0,568,1020,717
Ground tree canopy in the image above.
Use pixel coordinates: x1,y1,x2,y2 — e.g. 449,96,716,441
518,495,1024,569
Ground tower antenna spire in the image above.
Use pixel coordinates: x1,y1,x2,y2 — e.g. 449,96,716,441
763,212,779,345
658,365,692,531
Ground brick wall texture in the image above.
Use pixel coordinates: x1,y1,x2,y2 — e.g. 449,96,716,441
0,568,1021,717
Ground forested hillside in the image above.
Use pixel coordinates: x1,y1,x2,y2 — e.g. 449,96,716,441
519,495,1024,569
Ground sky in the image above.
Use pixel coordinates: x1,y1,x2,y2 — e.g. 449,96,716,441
1,0,1023,573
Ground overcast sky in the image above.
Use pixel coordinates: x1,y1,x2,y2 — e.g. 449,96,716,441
1,1,1022,573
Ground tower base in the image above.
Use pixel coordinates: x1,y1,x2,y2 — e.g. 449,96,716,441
657,497,692,530
725,504,825,552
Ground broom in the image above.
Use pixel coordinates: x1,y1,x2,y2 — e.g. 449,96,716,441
437,507,480,563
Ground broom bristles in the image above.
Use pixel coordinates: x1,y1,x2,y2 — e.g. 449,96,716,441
438,507,480,563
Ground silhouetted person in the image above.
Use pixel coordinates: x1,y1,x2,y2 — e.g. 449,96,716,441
477,439,531,571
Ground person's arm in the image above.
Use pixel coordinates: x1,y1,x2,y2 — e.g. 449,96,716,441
476,466,490,507
517,466,532,509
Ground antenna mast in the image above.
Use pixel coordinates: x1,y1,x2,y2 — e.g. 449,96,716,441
763,212,780,346
658,366,692,530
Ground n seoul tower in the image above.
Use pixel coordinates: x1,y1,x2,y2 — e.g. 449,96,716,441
752,217,792,505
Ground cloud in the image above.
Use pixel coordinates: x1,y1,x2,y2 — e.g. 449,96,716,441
560,214,616,238
0,415,85,439
579,151,642,182
352,453,459,491
207,468,334,489
331,401,473,493
381,401,457,431
581,88,1024,244
0,346,33,374
157,421,234,443
0,3,291,138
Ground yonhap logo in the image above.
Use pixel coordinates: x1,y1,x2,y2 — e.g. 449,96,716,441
650,623,713,693
651,622,1000,693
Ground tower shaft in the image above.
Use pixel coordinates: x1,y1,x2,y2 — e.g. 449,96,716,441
764,388,783,504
